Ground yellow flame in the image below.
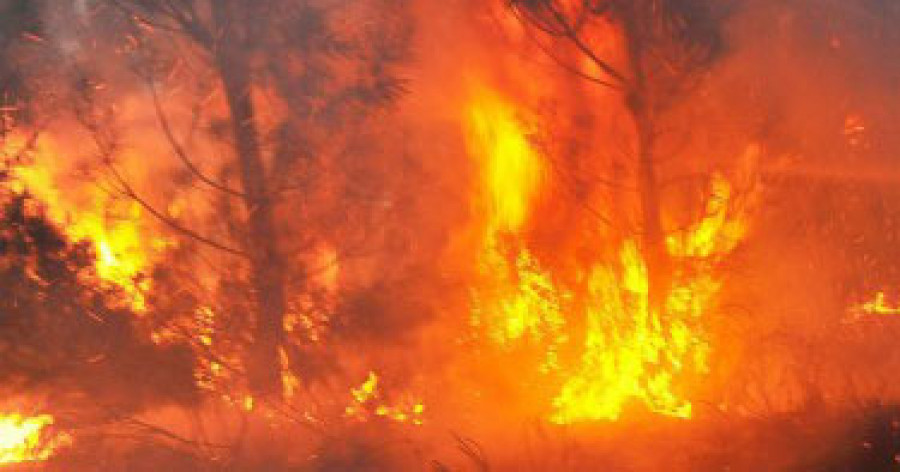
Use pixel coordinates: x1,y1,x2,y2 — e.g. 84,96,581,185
345,372,424,425
856,292,900,316
0,414,63,464
351,371,379,404
666,175,747,258
463,86,752,423
471,238,570,373
465,86,544,233
551,175,745,422
4,133,165,309
465,87,568,373
553,176,747,422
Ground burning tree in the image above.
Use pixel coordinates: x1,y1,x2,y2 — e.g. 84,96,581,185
27,0,414,397
437,0,762,423
508,0,727,325
0,192,197,408
5,0,900,469
0,183,200,465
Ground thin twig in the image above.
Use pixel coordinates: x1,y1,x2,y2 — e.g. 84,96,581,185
104,160,247,258
536,2,629,85
145,74,246,199
520,22,622,90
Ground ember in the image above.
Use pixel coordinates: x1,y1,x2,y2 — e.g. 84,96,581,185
855,292,900,316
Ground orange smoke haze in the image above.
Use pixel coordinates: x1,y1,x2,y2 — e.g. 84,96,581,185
2,0,900,470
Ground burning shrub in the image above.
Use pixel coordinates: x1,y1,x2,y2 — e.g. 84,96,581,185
0,192,198,413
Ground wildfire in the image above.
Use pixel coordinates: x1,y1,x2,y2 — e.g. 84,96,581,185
3,132,166,309
465,86,567,369
554,173,747,423
0,414,65,465
466,86,544,233
345,372,425,425
463,85,753,423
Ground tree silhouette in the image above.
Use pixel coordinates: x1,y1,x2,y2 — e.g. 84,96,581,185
0,191,197,414
45,0,413,395
509,0,727,312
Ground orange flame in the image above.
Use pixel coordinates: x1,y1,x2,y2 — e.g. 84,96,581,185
554,174,747,422
464,86,569,379
4,132,168,310
853,291,900,316
465,86,545,233
345,372,425,425
463,84,754,423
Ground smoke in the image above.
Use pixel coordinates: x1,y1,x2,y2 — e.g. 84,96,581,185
2,0,900,469
687,0,900,413
392,0,900,467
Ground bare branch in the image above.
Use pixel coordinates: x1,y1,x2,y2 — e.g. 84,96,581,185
108,0,213,48
104,159,248,258
546,5,629,85
511,1,629,85
519,21,622,90
145,74,247,199
509,1,570,37
107,0,184,36
539,153,615,226
116,415,231,451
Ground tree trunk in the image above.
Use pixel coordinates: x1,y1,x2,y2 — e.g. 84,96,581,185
216,49,286,397
634,107,670,313
622,8,671,315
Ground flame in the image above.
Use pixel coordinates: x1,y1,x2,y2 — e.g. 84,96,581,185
464,86,570,381
553,176,746,422
854,291,900,316
463,85,752,423
465,86,544,233
3,133,167,309
0,414,65,464
553,242,691,422
345,372,425,425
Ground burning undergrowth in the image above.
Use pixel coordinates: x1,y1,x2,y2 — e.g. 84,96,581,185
0,0,899,470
